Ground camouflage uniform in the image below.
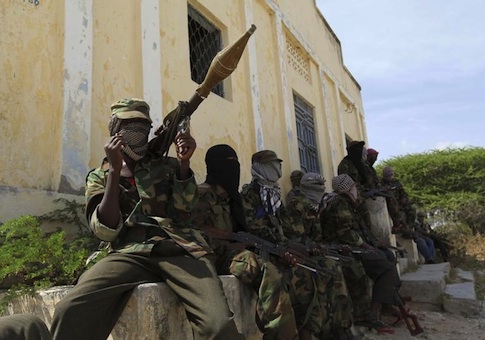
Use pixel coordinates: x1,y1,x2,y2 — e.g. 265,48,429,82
286,194,354,333
195,183,298,340
51,99,242,340
380,177,416,227
0,314,51,340
337,156,375,229
241,181,327,337
320,193,400,307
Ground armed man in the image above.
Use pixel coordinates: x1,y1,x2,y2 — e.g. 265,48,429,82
194,144,299,340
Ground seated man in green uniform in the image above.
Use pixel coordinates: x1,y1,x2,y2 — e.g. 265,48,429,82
50,98,244,340
320,174,401,328
241,150,354,340
285,172,356,339
194,144,298,340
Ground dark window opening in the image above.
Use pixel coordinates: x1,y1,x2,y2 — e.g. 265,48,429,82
294,93,321,174
187,5,224,97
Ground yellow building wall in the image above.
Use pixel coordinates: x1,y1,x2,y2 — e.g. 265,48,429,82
0,0,367,226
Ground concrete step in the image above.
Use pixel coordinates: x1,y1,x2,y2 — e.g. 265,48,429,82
443,269,481,317
399,262,451,305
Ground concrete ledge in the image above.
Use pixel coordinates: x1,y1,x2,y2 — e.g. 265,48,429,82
7,276,261,339
400,262,451,304
443,281,480,317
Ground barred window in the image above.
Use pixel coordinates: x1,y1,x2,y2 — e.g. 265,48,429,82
187,5,224,97
294,93,321,173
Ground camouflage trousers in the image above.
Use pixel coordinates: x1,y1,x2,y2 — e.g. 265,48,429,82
278,263,323,335
341,259,370,320
277,257,353,338
226,250,299,340
0,314,51,340
312,257,353,337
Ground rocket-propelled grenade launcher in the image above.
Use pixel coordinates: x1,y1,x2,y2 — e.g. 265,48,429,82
151,24,257,156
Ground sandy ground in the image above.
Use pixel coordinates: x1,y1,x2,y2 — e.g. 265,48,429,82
359,302,485,340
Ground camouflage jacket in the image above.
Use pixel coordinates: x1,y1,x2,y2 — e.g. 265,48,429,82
85,154,212,258
380,177,410,207
240,181,292,244
285,194,323,244
193,183,235,256
320,194,365,247
337,158,374,193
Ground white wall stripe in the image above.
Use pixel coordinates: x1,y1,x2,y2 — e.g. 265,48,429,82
244,0,264,151
274,14,297,164
319,67,339,174
263,0,360,114
141,0,163,136
60,0,93,193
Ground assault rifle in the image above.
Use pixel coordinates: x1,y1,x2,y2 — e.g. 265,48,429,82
393,291,424,336
304,242,359,264
359,224,423,336
200,226,335,277
358,222,407,258
361,187,393,199
324,243,373,260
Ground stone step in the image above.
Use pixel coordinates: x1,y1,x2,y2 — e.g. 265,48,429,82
443,269,481,317
399,262,451,305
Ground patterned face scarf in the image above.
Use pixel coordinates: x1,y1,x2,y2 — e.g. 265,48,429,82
109,116,151,161
251,161,282,215
300,172,326,210
325,174,357,205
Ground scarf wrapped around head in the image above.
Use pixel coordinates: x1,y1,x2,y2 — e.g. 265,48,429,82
324,174,356,205
345,141,366,183
205,144,247,231
251,150,283,215
382,166,395,180
108,98,152,161
300,172,326,210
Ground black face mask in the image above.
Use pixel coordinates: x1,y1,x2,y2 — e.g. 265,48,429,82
346,146,366,184
205,145,247,232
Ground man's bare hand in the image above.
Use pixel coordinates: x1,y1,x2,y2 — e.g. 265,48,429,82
104,134,125,172
281,252,298,267
175,131,196,161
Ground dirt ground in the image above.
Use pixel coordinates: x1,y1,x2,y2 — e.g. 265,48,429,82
359,302,485,340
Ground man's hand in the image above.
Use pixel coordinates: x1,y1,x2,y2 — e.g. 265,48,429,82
104,134,125,172
281,251,298,267
175,131,196,161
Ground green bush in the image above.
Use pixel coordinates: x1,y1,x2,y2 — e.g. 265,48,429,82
0,215,95,314
377,147,485,234
0,215,91,287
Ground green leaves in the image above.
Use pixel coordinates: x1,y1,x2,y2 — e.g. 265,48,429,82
377,147,485,234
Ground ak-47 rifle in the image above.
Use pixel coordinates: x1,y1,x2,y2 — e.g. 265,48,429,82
358,222,407,258
393,290,424,336
201,226,334,277
359,224,423,336
302,241,358,264
362,187,393,199
149,24,257,156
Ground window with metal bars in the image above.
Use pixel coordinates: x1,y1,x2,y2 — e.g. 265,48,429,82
187,5,224,97
294,93,321,173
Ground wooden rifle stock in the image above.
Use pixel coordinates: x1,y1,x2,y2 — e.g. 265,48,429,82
393,291,424,336
151,25,257,156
